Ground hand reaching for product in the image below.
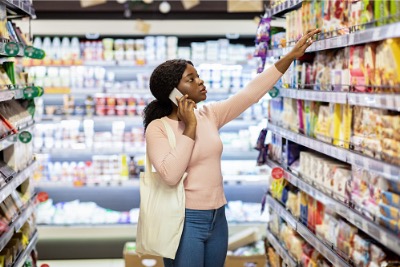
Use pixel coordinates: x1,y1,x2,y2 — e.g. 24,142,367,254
288,29,321,59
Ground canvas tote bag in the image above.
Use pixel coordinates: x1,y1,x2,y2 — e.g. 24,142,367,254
136,118,187,259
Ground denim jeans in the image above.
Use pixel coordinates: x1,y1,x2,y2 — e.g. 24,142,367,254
163,205,228,267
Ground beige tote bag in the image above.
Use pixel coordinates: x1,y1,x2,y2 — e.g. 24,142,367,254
136,118,187,259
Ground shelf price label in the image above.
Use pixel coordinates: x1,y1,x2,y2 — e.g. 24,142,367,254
5,42,19,57
23,86,39,99
24,46,46,59
269,87,280,98
18,131,32,144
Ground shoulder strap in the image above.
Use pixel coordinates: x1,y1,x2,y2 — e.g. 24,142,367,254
160,118,176,149
144,118,176,177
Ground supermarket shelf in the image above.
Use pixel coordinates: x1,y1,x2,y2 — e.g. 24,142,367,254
1,0,36,18
266,159,400,256
279,89,400,111
39,115,143,126
36,147,146,160
267,195,351,267
267,22,400,57
347,93,400,111
0,223,14,252
0,200,36,252
0,161,36,204
267,123,400,181
265,229,297,267
13,231,38,267
37,147,257,161
0,120,35,152
14,202,36,232
278,89,347,104
264,0,302,18
38,223,264,241
221,150,258,160
296,223,350,267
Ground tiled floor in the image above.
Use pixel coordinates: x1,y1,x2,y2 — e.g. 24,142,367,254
37,259,124,267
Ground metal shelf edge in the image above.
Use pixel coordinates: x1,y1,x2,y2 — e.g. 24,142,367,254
265,229,297,267
13,231,38,267
267,123,400,181
0,161,36,204
266,159,400,256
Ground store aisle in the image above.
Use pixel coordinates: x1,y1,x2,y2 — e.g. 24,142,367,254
37,259,124,267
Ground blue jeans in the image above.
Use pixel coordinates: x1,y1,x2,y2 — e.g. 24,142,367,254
163,205,228,267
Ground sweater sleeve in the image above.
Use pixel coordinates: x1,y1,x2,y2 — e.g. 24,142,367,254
209,64,283,128
145,119,195,186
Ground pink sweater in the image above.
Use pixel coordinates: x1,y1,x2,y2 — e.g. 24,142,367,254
145,65,283,210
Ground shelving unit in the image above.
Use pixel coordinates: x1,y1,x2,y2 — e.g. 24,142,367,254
0,0,40,265
278,89,400,111
0,161,36,204
0,200,36,252
267,21,400,57
264,0,302,18
265,159,400,256
265,229,297,267
0,119,33,151
13,231,38,267
1,0,35,18
267,196,352,267
262,1,400,266
268,122,400,181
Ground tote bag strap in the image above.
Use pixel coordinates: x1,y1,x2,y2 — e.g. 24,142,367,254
160,118,176,149
145,118,176,177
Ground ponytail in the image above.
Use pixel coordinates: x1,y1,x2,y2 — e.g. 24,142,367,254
143,99,173,130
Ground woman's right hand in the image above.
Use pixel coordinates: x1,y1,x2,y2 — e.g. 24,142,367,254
176,94,197,127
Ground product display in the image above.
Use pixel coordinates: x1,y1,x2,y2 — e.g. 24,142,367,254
33,154,140,186
24,36,255,66
262,1,400,266
36,199,266,226
0,2,41,267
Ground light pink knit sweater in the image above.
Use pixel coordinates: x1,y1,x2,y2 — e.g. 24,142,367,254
145,65,283,210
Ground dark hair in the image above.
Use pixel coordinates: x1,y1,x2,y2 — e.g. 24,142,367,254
143,59,193,130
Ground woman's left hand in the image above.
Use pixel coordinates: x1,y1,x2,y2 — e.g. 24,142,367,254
288,29,321,59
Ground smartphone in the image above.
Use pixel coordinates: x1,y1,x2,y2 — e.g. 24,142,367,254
169,88,184,106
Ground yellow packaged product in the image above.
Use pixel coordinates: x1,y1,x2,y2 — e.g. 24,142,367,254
375,38,400,93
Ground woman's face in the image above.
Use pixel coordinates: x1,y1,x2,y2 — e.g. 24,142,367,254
176,64,207,104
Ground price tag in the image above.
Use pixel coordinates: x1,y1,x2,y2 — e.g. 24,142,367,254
23,86,39,99
18,131,32,143
349,34,355,45
394,95,400,111
366,221,381,240
5,42,19,57
386,233,400,255
372,28,380,41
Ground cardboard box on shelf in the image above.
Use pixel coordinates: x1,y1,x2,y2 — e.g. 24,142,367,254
228,227,260,251
123,242,163,267
225,254,266,267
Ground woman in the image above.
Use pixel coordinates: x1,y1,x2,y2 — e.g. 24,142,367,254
143,29,320,267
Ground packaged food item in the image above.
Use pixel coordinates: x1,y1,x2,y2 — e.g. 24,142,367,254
300,191,309,227
375,38,400,93
315,105,332,143
374,0,390,26
378,215,399,234
381,191,400,209
388,180,400,195
350,46,366,92
379,203,400,220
